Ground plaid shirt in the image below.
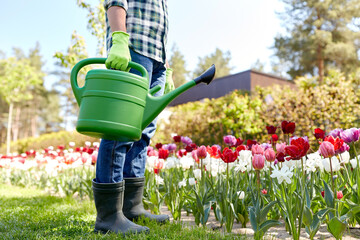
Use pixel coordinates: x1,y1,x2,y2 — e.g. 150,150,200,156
104,0,168,63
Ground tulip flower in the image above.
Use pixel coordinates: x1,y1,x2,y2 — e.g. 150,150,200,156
207,145,221,158
314,128,325,140
246,139,258,149
285,137,310,160
319,141,335,158
181,136,192,146
340,128,360,143
271,134,278,142
155,143,163,149
261,189,267,194
221,147,238,163
223,135,237,146
252,154,265,170
337,191,343,200
197,145,207,159
173,135,181,142
158,148,169,159
266,125,277,134
328,128,343,138
264,148,276,162
251,144,264,156
281,121,296,134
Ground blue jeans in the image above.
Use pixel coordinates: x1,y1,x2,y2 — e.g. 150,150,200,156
95,48,166,183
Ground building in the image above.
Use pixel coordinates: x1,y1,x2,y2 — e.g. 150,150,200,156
169,69,294,106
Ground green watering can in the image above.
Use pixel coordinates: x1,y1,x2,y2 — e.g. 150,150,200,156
71,58,215,141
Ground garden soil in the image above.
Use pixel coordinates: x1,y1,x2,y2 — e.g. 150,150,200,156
161,206,360,239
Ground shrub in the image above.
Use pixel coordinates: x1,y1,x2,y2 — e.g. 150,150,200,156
0,131,99,154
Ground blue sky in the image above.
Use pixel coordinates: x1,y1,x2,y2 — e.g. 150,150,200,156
0,0,285,89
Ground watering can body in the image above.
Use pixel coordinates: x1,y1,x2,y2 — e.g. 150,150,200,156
71,58,215,141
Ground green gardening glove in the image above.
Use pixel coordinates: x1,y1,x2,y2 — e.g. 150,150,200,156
105,31,131,71
164,68,175,94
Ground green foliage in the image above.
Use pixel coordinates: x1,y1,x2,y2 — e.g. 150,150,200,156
273,0,360,80
0,183,247,240
0,131,99,154
168,44,190,88
193,48,232,79
153,90,264,146
257,70,360,144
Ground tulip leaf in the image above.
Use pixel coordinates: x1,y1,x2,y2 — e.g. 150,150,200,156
249,208,258,231
323,180,334,209
327,217,347,240
259,219,281,235
303,206,313,227
260,201,278,221
305,187,311,208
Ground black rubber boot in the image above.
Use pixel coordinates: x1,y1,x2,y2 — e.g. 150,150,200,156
92,179,149,235
123,177,170,223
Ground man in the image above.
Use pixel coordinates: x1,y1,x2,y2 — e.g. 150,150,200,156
92,0,171,235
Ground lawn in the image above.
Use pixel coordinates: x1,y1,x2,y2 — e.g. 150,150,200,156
0,184,245,240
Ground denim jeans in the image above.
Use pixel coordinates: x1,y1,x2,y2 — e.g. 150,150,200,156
95,48,166,183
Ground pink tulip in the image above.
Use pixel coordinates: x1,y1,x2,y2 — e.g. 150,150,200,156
276,142,287,153
264,148,276,162
251,144,264,156
197,145,207,159
319,141,335,158
252,154,265,170
337,191,343,200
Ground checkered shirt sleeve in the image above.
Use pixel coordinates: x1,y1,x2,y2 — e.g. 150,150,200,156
104,0,168,63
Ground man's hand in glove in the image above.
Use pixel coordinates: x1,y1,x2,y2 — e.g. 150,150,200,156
105,31,131,71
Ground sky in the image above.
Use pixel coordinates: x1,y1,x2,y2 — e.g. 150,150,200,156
0,0,286,89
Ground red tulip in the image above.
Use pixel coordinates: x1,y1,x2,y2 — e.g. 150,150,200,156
236,145,247,154
281,121,296,134
221,147,238,163
158,148,169,159
319,141,335,158
266,125,277,134
261,189,267,194
276,152,286,162
264,148,276,162
252,154,265,170
285,137,309,160
246,139,258,149
314,128,325,140
155,143,163,149
323,136,344,154
207,145,221,158
173,135,181,143
271,134,279,142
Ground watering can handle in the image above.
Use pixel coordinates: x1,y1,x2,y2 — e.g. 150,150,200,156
70,58,149,105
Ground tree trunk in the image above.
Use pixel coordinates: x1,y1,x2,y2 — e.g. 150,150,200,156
6,102,13,155
317,44,324,84
31,114,37,137
12,106,21,142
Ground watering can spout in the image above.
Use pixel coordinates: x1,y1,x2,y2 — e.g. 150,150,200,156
142,64,216,129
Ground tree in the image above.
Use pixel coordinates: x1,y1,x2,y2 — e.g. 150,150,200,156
193,48,232,79
168,44,189,88
53,32,90,129
0,57,43,154
273,0,360,83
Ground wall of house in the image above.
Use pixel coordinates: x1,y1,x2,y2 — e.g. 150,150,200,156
250,71,295,91
169,71,251,106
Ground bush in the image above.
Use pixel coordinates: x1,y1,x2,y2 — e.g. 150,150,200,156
257,70,360,145
0,131,99,154
153,90,264,146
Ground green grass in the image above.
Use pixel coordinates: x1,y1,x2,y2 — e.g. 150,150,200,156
0,184,246,240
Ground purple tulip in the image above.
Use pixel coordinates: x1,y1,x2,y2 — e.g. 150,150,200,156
329,128,343,138
340,128,360,143
261,143,272,151
223,135,237,146
181,136,192,146
163,143,177,152
336,142,350,155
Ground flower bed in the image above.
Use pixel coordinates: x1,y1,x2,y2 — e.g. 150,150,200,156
1,122,360,239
